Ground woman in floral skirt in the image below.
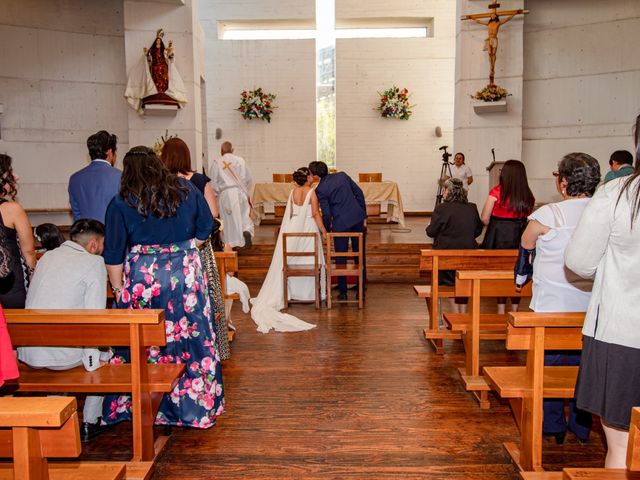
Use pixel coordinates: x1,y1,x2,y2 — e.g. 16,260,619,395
103,146,224,428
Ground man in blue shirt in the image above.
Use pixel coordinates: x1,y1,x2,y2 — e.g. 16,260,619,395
68,130,122,223
604,150,634,183
309,161,367,301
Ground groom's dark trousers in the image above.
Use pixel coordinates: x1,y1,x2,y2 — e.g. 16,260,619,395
315,171,367,296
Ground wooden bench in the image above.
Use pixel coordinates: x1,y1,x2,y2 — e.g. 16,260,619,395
483,311,585,472
215,251,240,342
444,270,532,409
5,309,185,480
415,249,519,353
521,406,640,480
0,396,125,479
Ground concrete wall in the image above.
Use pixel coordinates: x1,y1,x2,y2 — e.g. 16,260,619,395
522,0,640,202
336,0,456,212
200,0,317,181
0,0,129,213
453,0,524,208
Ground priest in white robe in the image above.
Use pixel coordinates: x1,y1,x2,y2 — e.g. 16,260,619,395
209,141,254,248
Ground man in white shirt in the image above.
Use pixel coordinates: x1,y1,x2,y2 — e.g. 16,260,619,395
209,141,254,248
449,152,474,189
17,219,108,441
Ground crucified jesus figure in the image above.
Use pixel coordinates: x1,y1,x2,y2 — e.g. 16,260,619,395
462,4,527,86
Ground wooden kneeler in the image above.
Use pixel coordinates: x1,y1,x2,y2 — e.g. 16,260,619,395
0,397,125,480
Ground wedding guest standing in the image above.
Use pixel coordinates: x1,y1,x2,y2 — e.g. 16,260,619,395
68,130,121,223
518,152,600,445
566,118,640,467
481,159,534,313
0,154,36,308
103,146,224,428
604,150,634,183
161,137,230,360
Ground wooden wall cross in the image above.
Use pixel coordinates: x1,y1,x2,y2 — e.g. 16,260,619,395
461,3,529,86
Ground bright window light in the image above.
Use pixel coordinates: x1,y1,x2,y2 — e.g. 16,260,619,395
336,27,427,39
222,29,315,40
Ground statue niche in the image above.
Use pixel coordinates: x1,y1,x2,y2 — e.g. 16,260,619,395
125,29,188,113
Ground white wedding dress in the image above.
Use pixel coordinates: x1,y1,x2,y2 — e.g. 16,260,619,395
250,189,326,333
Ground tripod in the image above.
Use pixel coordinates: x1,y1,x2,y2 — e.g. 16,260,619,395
435,160,452,207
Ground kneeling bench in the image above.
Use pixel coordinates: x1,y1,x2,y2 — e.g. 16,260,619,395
5,309,185,480
0,396,125,479
482,311,585,472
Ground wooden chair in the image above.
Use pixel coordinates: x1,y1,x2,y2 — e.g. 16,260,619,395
215,251,240,342
326,232,364,309
282,233,323,309
272,174,293,217
5,309,184,479
521,406,640,480
415,249,519,353
444,270,532,409
358,173,383,216
482,311,585,472
0,396,126,480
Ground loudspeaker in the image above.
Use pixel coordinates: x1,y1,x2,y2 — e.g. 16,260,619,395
435,126,442,137
215,128,222,140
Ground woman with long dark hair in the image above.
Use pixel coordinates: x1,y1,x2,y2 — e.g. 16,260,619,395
481,159,535,313
0,154,36,308
566,114,640,467
161,137,230,360
103,146,224,428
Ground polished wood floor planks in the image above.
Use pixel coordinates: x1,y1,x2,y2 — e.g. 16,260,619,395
82,282,606,479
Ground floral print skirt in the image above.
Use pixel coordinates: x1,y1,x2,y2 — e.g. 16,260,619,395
103,239,224,429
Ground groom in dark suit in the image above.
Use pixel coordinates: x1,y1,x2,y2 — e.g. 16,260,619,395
309,161,367,301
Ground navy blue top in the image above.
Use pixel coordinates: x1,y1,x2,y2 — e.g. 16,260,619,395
315,172,367,232
103,179,214,265
189,172,211,194
68,160,122,223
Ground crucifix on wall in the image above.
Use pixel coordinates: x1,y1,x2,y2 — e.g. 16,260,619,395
461,3,528,86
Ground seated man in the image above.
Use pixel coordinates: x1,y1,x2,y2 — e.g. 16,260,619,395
17,219,109,441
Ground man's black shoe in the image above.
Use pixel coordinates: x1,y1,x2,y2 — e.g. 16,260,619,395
543,431,566,445
337,293,348,301
243,231,252,249
80,421,110,443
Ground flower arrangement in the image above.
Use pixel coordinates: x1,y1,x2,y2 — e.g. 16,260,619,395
238,88,277,122
472,84,511,102
377,86,413,120
151,130,178,157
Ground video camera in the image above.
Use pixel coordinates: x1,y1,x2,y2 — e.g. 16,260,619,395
439,145,452,163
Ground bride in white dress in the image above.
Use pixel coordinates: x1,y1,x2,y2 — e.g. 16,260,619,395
250,168,328,333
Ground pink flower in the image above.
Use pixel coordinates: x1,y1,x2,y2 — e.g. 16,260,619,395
202,394,214,410
144,274,153,284
121,289,131,304
201,356,212,371
181,351,191,361
189,362,199,372
151,283,161,297
184,293,198,312
191,377,205,392
132,283,145,297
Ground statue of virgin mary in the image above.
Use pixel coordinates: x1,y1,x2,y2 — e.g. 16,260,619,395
124,29,188,113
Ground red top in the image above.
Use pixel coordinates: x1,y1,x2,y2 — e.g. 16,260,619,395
489,184,530,219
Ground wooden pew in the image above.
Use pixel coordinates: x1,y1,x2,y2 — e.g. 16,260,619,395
215,251,240,342
483,311,585,472
5,309,185,480
415,249,519,353
0,396,125,479
521,406,640,480
444,270,532,409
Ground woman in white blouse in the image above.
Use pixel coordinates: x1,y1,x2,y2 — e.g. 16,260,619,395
519,152,601,445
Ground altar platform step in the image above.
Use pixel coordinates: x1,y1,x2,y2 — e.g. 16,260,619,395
236,242,430,282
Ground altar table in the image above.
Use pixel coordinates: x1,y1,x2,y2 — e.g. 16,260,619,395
251,181,405,226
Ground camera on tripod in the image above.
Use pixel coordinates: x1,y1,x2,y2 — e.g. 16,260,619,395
439,145,452,163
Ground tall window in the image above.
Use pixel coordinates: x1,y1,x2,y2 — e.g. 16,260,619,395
316,1,336,167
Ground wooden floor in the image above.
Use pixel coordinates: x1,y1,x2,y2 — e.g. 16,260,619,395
83,282,606,479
